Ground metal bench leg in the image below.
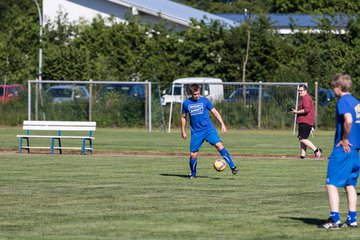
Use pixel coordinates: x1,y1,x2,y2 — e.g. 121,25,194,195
25,137,30,153
89,139,93,154
57,138,62,154
19,137,23,153
81,139,86,155
51,138,55,154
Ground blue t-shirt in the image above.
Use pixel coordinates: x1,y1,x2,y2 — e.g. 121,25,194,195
182,97,215,133
334,94,360,149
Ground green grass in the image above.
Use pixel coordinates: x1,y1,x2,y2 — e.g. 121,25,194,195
2,127,334,156
0,127,357,239
0,154,357,239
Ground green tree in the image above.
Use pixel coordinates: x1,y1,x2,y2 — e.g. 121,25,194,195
0,3,39,83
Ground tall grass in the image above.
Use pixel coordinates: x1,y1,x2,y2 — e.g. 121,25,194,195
0,90,336,129
0,96,27,126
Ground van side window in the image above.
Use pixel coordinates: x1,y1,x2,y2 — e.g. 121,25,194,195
173,86,181,95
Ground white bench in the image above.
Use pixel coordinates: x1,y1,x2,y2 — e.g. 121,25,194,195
16,121,96,155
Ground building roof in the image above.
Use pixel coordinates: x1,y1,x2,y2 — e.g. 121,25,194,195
111,0,236,27
217,13,350,28
217,13,351,34
44,0,236,29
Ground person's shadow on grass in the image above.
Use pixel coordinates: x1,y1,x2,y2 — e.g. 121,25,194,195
280,216,327,226
160,173,221,180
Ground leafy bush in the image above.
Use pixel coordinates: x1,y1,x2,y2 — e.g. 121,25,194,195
317,101,336,130
0,96,27,126
93,92,145,127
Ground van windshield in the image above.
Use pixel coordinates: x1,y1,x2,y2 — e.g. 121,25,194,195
168,84,209,95
184,84,209,95
165,86,182,95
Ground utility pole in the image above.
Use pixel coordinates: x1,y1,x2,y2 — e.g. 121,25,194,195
33,0,43,120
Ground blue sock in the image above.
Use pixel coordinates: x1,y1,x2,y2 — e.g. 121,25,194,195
347,211,357,223
330,212,340,223
219,148,235,169
189,158,197,177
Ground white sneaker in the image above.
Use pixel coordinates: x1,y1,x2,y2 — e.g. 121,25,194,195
315,149,322,160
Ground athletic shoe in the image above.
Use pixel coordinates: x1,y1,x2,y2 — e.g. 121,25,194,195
231,167,238,175
188,173,196,179
315,148,322,160
319,218,340,229
300,156,306,160
341,221,358,228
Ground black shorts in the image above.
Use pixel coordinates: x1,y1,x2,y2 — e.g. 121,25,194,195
298,123,313,140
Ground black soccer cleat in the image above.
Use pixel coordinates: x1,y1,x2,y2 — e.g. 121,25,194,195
341,221,358,228
231,167,238,175
319,218,340,229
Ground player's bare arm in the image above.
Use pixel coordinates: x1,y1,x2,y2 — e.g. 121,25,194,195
211,108,227,133
336,113,353,152
181,113,188,140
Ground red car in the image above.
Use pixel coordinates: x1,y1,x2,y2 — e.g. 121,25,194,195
0,84,25,103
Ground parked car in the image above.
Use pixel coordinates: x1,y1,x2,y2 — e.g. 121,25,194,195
318,89,335,107
98,83,145,100
161,77,224,106
224,87,271,103
46,85,89,103
13,84,25,94
0,84,25,103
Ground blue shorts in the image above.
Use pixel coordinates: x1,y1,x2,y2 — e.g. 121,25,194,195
190,128,221,153
326,147,360,187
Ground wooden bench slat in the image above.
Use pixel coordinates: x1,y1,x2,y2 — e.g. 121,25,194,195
23,126,96,131
21,147,93,150
21,146,51,149
17,135,95,139
23,121,96,126
53,147,82,150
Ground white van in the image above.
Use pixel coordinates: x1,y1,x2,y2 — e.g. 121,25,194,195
161,77,224,106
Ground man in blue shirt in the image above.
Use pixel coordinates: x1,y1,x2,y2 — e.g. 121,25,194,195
321,74,360,229
181,84,238,178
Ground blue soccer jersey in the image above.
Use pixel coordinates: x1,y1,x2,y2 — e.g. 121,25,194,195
182,97,215,133
334,94,360,149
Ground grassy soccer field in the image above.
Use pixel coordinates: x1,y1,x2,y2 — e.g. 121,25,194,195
0,128,358,239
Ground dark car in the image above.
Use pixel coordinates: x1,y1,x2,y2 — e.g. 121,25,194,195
318,89,335,107
225,87,271,103
46,85,90,103
98,84,145,100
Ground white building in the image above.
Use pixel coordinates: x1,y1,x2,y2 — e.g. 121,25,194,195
43,0,236,30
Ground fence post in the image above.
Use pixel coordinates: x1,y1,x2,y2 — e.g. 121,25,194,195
145,80,148,128
314,81,318,129
89,79,93,121
258,81,262,129
28,81,32,120
148,81,152,133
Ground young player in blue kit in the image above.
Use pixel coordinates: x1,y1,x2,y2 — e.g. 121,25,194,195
321,74,360,229
181,84,238,178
